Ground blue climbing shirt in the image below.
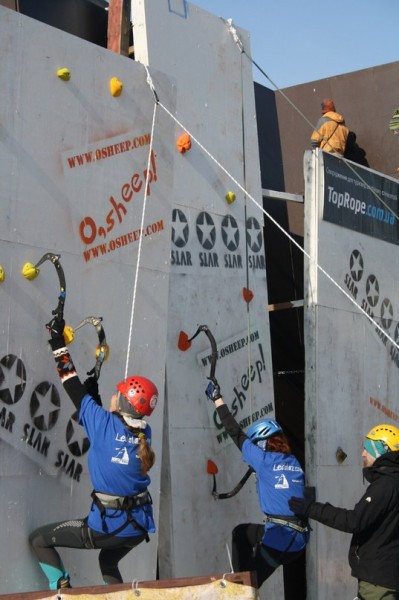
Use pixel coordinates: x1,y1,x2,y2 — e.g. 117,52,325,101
242,440,309,552
79,394,155,536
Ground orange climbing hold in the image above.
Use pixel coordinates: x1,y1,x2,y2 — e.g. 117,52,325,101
176,133,191,154
178,330,191,351
207,459,218,475
243,287,254,303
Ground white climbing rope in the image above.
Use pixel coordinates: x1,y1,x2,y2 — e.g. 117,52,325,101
152,95,399,352
124,98,158,380
223,17,399,221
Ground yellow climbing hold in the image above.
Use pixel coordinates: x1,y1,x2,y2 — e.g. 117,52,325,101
63,326,75,345
57,68,71,81
0,266,5,283
109,77,123,97
96,344,110,361
22,262,40,280
225,191,236,204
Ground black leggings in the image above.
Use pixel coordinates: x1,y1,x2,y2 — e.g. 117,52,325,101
232,523,305,588
29,519,147,585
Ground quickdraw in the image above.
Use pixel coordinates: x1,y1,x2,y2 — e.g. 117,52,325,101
21,253,66,326
184,324,218,383
73,316,108,380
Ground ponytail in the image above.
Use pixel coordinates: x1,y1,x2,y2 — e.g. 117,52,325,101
138,435,155,474
267,433,292,455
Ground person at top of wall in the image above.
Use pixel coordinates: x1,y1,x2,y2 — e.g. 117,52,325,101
289,424,399,600
205,379,310,589
311,98,349,156
29,317,158,590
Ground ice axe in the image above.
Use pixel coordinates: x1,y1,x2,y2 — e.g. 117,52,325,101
178,325,218,383
207,459,254,500
22,253,66,326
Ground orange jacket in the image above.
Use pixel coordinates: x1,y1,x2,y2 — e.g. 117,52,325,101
311,111,349,154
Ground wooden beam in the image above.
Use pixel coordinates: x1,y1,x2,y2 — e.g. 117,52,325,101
0,572,257,599
107,0,130,56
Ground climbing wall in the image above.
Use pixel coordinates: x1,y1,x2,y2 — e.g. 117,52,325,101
132,2,279,599
0,5,175,593
304,149,399,599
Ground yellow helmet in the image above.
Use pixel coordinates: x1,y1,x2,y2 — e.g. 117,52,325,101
365,424,399,454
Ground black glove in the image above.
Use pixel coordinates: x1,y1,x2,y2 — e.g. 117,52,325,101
288,495,314,518
84,376,102,407
47,317,65,339
205,379,222,402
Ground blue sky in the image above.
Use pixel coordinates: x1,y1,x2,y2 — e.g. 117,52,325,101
192,0,399,89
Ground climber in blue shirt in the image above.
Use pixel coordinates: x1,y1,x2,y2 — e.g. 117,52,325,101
205,379,310,589
29,318,159,590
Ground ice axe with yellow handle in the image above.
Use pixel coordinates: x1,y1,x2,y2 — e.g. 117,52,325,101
72,316,109,381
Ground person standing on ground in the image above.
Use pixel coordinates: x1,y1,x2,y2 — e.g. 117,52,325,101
311,98,349,156
289,424,399,600
29,317,159,590
205,379,310,589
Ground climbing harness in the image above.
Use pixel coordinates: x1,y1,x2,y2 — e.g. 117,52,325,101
82,489,152,545
92,489,151,512
73,316,108,380
264,514,309,534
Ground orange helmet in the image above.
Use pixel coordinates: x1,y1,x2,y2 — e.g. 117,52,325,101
116,376,158,417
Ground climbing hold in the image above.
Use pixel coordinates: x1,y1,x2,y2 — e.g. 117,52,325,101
109,76,123,97
0,266,5,283
57,68,71,81
336,447,347,464
225,191,236,204
207,459,218,475
21,262,40,280
242,288,254,303
178,331,191,351
176,133,191,154
207,459,219,496
63,325,75,345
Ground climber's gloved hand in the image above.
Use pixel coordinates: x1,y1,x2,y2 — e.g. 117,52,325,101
47,317,65,339
205,378,222,402
288,494,314,518
84,376,102,407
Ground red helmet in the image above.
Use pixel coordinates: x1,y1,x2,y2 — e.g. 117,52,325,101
116,376,158,417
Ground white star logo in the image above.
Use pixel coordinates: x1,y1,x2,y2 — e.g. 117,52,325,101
196,212,215,249
246,218,262,252
172,209,189,247
350,250,363,282
0,355,26,404
222,217,239,250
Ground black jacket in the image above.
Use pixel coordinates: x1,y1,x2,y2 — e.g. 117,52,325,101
309,451,399,589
